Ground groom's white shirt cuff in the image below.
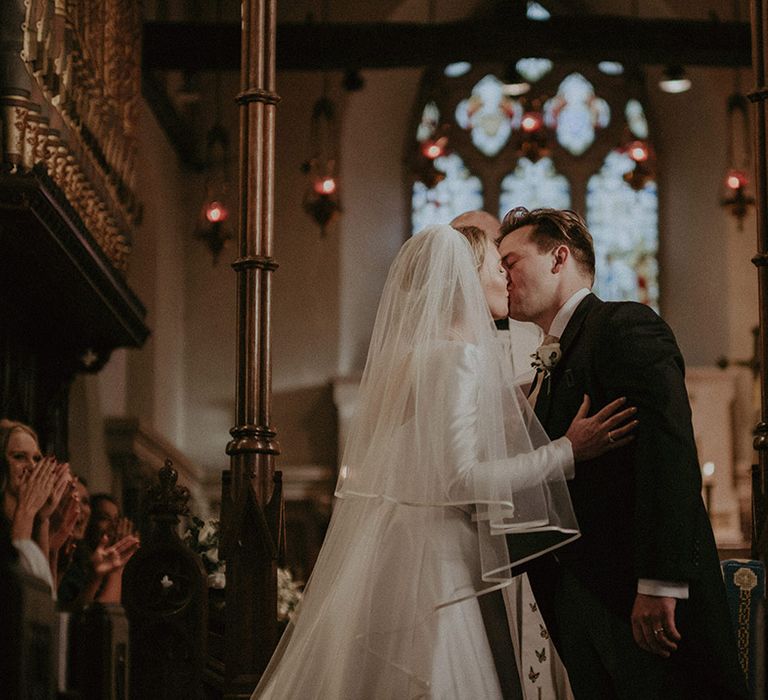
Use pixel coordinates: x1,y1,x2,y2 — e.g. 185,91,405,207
637,579,689,599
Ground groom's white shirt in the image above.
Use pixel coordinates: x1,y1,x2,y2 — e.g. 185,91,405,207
546,287,591,339
546,288,689,600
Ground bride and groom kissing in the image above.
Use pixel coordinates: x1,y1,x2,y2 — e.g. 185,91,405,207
253,207,746,699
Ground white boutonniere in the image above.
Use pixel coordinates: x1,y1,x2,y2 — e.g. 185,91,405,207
530,341,561,379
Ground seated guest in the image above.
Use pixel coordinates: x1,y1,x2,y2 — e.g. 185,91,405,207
0,419,69,594
89,493,139,603
49,475,84,588
87,494,120,546
58,489,139,608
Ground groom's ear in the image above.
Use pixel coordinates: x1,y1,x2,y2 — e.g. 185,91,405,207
551,244,569,273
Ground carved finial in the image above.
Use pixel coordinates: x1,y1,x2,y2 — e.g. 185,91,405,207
148,459,191,517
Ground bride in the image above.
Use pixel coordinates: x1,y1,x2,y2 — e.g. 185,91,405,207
253,224,634,699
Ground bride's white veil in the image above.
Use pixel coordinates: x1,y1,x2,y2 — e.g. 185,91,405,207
253,225,578,698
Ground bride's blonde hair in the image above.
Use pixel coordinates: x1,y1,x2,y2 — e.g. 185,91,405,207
453,225,488,272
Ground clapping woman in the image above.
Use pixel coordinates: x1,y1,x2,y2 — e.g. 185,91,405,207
1,419,69,593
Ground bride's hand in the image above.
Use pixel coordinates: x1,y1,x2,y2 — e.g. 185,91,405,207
565,395,638,462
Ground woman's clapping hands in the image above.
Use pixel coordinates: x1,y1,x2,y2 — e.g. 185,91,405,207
12,456,58,539
17,456,57,512
37,460,72,521
91,532,140,577
50,481,81,554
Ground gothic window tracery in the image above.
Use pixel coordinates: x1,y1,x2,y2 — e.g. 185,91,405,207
455,75,522,157
544,73,611,156
587,151,659,309
499,157,571,213
409,61,660,309
412,153,484,232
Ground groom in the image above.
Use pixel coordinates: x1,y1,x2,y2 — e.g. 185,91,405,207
497,207,747,699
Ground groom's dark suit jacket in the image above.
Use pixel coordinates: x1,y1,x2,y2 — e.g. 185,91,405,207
524,293,746,698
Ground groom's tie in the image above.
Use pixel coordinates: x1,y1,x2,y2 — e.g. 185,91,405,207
528,334,559,408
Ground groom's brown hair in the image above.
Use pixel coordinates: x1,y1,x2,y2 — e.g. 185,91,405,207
499,207,596,280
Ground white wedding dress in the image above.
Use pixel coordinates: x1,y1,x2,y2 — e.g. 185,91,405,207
252,226,578,699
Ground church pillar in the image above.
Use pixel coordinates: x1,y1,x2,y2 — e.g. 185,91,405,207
221,0,284,695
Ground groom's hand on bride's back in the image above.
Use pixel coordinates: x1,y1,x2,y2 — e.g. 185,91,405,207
565,394,638,462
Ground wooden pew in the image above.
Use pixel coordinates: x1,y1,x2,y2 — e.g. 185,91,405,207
122,460,208,699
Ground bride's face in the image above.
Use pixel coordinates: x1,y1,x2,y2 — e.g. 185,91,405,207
479,238,509,320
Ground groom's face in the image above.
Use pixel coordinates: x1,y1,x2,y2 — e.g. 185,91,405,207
498,225,558,326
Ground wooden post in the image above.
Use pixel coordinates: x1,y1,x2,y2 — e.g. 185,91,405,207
750,0,768,562
221,0,283,696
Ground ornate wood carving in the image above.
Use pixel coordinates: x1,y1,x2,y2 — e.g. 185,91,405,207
0,0,143,271
0,0,147,498
0,164,148,454
122,461,208,700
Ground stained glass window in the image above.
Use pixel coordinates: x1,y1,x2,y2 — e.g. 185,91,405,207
516,58,553,83
411,153,484,232
544,73,610,156
625,99,648,139
499,157,571,214
526,1,551,20
417,101,440,143
455,75,522,157
444,62,472,78
586,150,659,309
598,61,624,76
411,62,660,308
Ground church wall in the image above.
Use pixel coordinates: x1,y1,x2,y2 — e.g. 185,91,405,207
125,99,190,447
336,0,484,376
649,65,757,367
337,68,422,376
67,374,114,492
180,70,239,473
270,71,342,468
271,72,342,396
177,69,346,472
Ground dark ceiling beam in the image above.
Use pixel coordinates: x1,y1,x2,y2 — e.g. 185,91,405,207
142,15,751,73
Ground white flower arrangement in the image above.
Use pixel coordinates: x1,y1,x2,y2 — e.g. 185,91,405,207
530,341,561,378
183,516,227,588
182,516,304,620
277,566,304,621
